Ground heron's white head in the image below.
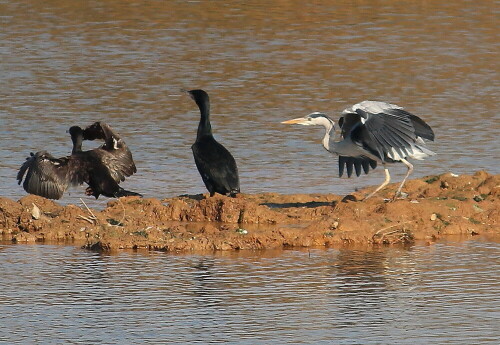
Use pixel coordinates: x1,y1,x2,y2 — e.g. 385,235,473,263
281,112,335,130
282,112,337,152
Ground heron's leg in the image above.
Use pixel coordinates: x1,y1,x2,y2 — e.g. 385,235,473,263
364,166,390,200
394,158,413,199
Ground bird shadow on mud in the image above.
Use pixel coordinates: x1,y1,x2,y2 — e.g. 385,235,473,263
176,194,338,209
178,194,206,201
261,201,334,209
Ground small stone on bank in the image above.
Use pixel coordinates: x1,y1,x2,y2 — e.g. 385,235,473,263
31,203,41,220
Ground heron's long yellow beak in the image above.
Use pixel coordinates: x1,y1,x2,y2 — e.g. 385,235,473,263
281,118,307,125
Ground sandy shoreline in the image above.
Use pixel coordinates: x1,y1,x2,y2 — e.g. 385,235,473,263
1,171,498,251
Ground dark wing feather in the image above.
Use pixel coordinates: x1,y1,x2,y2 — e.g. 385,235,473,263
94,148,136,182
345,157,354,177
374,109,434,141
83,121,137,182
84,121,125,152
347,108,419,162
409,113,435,140
338,113,362,139
17,152,35,185
359,109,415,146
192,136,240,195
347,120,384,159
361,159,370,174
17,151,89,200
338,156,346,177
338,156,377,178
337,111,381,175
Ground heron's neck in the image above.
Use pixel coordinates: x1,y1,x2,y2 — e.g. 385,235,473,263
321,120,335,152
196,100,212,138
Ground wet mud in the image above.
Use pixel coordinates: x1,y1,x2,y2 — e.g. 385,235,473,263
1,171,498,251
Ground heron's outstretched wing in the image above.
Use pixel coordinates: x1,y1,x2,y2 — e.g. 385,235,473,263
342,101,430,161
17,151,89,200
408,113,434,141
83,121,137,182
338,113,361,139
338,156,377,178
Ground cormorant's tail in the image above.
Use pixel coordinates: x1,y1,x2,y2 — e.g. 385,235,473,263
114,188,143,198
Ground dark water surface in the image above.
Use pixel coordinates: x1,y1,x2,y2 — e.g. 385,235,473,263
0,0,498,208
0,240,499,344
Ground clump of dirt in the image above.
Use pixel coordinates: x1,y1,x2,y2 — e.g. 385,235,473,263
1,171,498,251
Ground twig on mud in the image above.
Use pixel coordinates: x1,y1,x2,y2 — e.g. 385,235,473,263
77,215,97,225
373,221,413,236
80,198,98,225
373,220,414,243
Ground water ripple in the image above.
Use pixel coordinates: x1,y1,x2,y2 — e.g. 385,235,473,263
0,241,499,344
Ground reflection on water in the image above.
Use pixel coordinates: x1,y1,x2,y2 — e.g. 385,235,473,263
1,0,498,208
0,240,498,344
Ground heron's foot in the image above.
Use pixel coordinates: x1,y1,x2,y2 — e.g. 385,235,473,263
390,191,408,202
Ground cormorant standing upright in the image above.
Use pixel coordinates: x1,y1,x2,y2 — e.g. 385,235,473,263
187,89,240,197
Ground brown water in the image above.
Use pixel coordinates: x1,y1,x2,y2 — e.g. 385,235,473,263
1,0,498,207
0,240,499,344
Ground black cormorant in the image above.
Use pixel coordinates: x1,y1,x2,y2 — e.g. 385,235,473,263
186,89,240,197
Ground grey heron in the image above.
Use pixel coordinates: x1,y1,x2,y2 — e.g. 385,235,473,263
282,101,435,199
186,89,240,197
17,122,141,199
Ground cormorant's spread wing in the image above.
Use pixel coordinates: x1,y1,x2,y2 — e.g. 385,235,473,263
17,152,68,199
17,153,35,186
83,121,107,141
84,121,121,150
83,121,137,181
96,149,136,182
17,151,89,200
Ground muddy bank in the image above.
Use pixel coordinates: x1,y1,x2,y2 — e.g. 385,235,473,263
1,171,498,251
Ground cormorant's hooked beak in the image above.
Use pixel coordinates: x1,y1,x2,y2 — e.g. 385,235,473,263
180,88,194,101
281,117,310,125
